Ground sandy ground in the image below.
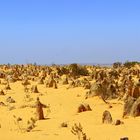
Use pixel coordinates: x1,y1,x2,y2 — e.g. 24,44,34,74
0,80,140,140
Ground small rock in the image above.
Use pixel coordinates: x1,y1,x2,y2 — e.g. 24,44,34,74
77,103,92,113
108,105,113,109
0,90,5,95
120,137,129,140
61,122,68,128
6,97,16,103
5,84,11,90
102,110,113,124
17,117,22,122
0,102,6,106
31,85,39,93
113,119,124,126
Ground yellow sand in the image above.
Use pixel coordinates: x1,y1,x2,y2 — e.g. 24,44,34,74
0,81,140,140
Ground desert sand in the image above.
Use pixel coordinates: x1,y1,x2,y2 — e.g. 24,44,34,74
0,63,140,140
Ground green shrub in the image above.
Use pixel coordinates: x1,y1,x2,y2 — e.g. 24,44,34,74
69,63,89,76
123,61,140,68
113,62,122,68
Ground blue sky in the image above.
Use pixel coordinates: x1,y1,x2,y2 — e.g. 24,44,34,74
0,0,140,64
